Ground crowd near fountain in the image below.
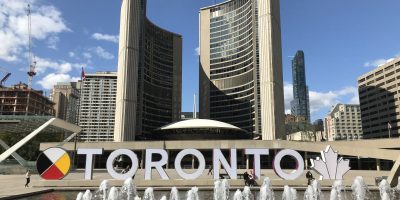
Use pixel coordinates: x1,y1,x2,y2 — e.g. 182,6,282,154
75,177,400,200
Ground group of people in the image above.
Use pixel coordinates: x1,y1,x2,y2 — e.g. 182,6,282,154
207,167,315,187
243,171,256,186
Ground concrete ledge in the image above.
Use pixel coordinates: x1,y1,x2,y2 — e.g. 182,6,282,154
31,178,377,188
0,189,53,200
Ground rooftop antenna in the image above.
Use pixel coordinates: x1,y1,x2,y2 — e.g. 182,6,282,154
27,4,37,90
193,93,197,119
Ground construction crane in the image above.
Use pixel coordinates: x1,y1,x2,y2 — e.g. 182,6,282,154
0,67,11,87
26,4,36,90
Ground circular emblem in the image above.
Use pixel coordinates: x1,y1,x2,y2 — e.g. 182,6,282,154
36,147,71,180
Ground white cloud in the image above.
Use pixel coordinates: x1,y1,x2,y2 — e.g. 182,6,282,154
308,87,358,113
83,52,92,59
37,73,80,90
34,56,85,74
92,33,118,43
68,51,75,58
283,82,293,114
363,52,400,68
0,0,70,62
195,47,200,56
364,58,394,68
47,35,59,49
284,83,359,115
91,46,114,60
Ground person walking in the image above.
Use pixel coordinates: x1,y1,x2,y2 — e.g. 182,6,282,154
207,165,213,175
25,169,31,187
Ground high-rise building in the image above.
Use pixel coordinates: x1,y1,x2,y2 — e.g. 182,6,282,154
199,0,285,140
324,104,362,141
114,0,182,141
79,72,117,141
51,82,79,124
0,82,54,116
358,57,400,138
291,50,310,122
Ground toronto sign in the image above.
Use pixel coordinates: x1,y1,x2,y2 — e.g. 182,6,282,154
37,146,350,181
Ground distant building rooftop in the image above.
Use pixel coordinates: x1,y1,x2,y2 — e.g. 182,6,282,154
146,119,251,140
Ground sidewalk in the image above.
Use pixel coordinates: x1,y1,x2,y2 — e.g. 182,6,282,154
0,174,52,199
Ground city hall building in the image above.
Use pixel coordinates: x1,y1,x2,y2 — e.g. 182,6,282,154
199,0,285,140
114,0,182,141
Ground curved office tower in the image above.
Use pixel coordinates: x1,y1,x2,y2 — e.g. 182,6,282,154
199,0,284,140
114,0,182,141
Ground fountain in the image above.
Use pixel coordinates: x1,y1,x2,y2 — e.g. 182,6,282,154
143,187,155,200
378,179,391,200
99,180,110,200
214,180,229,200
121,178,138,200
397,177,400,191
395,177,400,199
107,187,119,200
222,179,230,200
76,192,84,200
289,188,297,200
351,176,368,200
329,180,343,200
170,187,179,200
186,187,199,200
83,190,93,200
259,177,274,200
71,176,391,200
282,185,297,200
304,185,313,200
304,179,322,200
242,186,254,200
233,189,242,200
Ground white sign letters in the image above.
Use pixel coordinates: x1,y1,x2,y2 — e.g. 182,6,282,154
75,147,312,181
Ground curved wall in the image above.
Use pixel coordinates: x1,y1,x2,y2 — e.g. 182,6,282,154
137,19,182,134
199,0,285,139
115,0,182,141
202,0,259,134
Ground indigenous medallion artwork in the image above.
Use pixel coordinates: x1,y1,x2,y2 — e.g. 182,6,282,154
36,148,71,180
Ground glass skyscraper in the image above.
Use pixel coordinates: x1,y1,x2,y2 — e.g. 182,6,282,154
291,50,310,122
199,0,285,140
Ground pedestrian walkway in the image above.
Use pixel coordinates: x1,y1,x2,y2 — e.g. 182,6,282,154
0,174,52,199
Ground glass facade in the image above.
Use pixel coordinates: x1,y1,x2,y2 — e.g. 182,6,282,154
200,0,284,139
291,50,311,122
114,0,182,140
206,0,260,134
138,19,179,134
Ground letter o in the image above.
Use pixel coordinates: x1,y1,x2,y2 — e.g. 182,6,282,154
174,149,205,180
273,149,304,180
106,149,138,180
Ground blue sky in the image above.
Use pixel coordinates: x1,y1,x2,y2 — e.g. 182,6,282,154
0,0,399,121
